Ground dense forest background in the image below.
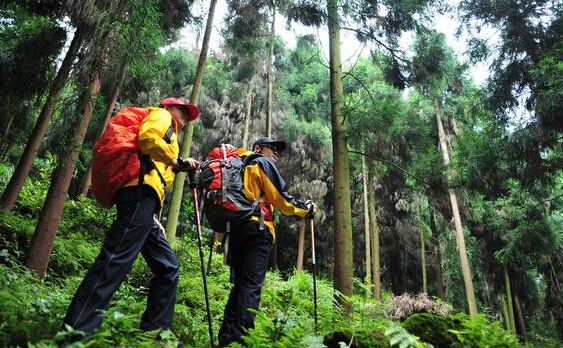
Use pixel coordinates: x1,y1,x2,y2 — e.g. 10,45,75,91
1,0,562,347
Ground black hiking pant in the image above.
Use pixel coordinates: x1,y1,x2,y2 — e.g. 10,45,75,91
63,186,179,335
218,221,273,346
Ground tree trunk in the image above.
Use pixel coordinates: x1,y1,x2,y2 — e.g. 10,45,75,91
25,66,104,277
429,207,445,298
369,174,381,301
296,218,306,271
418,199,427,293
499,293,511,330
0,113,16,161
265,5,275,137
504,264,517,334
434,97,477,315
241,82,253,149
362,155,372,293
78,59,129,197
482,278,493,309
328,0,353,310
165,0,218,242
0,27,84,211
513,292,528,343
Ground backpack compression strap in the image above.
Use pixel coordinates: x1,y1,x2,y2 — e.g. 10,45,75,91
136,121,174,200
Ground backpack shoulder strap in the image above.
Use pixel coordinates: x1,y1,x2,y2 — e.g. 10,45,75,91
163,121,174,144
242,153,263,166
241,153,265,229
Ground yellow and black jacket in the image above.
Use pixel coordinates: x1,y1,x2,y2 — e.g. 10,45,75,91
242,152,309,240
124,107,180,207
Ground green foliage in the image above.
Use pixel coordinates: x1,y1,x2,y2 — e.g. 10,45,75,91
449,314,524,348
0,264,72,347
385,322,432,348
0,4,66,157
402,313,461,348
282,115,331,145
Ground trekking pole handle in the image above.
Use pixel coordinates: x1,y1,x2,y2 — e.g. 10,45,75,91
188,169,197,189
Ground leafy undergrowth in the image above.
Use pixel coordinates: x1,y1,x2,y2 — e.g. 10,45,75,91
0,162,539,348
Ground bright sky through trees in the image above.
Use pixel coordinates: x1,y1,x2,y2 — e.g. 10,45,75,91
179,0,492,85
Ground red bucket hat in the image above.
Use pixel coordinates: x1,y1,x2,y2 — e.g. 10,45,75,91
159,97,200,121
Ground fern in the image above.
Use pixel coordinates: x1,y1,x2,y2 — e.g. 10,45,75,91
384,322,434,348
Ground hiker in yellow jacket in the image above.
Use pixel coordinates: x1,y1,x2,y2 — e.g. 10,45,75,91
63,98,199,341
218,137,316,347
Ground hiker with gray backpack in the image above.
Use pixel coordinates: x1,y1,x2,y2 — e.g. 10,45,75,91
198,137,316,347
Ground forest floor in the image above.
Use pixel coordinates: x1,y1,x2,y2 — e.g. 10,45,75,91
0,162,555,348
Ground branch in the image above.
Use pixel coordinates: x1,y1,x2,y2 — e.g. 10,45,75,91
349,150,431,186
339,27,409,64
342,71,376,106
538,192,563,206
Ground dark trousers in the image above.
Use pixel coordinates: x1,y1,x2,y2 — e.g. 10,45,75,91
63,186,179,335
218,221,273,346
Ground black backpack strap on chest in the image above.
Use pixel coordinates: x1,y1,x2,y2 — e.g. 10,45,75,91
163,122,174,144
137,153,167,200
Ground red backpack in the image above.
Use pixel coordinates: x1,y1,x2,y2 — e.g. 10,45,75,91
199,144,262,233
91,107,150,207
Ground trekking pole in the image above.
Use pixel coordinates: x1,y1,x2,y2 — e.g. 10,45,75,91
188,170,215,348
309,217,318,333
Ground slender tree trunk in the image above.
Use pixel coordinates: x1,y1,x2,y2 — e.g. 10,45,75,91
241,82,253,149
0,28,84,211
499,293,511,330
265,5,275,137
362,155,372,293
434,97,477,315
513,292,528,343
26,66,104,277
296,218,306,271
369,174,381,301
165,0,218,242
482,278,493,309
504,264,517,334
0,113,16,161
78,59,129,197
418,199,427,293
429,207,445,298
328,0,353,310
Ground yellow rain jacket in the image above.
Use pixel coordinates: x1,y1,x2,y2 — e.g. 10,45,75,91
241,151,309,240
124,107,180,207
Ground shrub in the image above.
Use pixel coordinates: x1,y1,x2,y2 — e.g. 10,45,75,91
385,293,452,320
402,313,462,348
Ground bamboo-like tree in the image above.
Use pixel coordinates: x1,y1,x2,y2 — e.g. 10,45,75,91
26,53,106,276
0,26,85,211
410,30,477,314
25,0,166,277
265,1,276,137
77,58,129,197
327,0,354,308
165,0,218,241
368,173,381,300
362,155,372,293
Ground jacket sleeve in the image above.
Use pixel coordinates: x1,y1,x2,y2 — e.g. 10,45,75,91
245,157,309,217
138,108,177,166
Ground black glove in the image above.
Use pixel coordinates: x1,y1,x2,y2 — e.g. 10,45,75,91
173,157,199,173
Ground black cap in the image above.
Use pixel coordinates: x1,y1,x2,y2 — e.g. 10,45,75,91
253,137,287,153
